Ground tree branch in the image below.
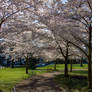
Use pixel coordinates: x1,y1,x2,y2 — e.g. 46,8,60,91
87,0,92,13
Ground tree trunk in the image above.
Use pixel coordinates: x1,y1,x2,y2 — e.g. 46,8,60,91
70,60,72,72
25,56,29,74
88,25,92,88
80,59,83,67
11,59,14,68
64,42,69,77
64,60,68,77
54,61,57,70
0,23,1,30
88,56,92,88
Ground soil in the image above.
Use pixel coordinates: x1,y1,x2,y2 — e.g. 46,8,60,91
14,71,66,92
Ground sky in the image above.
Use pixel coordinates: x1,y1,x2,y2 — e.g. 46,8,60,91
62,0,68,4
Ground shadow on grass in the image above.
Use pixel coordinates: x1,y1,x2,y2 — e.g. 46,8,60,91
71,70,88,75
54,71,92,92
16,76,62,92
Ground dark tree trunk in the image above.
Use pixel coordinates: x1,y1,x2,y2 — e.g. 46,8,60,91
54,61,57,70
88,25,92,88
64,56,69,77
64,42,69,77
80,58,83,67
80,61,83,67
0,23,2,29
25,56,29,74
70,60,72,72
11,59,14,68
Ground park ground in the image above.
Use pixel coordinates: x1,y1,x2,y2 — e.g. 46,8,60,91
0,64,92,92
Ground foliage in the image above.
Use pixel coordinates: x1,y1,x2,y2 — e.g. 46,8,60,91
27,53,39,70
29,57,39,70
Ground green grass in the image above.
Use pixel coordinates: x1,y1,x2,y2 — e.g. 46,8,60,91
37,64,88,70
37,64,90,92
54,70,92,92
55,74,88,92
0,64,89,92
72,64,88,70
70,70,88,76
0,67,47,92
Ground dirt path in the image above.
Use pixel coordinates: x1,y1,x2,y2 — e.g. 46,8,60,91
14,71,66,92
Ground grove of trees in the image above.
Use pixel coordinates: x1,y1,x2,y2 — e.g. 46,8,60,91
0,0,92,88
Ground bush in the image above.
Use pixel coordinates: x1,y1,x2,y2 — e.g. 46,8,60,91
29,57,39,70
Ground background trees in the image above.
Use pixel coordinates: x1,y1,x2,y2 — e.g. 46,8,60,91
0,0,92,89
64,0,92,88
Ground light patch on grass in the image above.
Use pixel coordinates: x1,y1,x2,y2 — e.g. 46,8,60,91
0,64,89,92
0,67,47,92
37,64,88,70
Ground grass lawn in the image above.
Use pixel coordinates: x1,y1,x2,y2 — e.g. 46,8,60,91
0,67,47,92
54,70,92,92
0,64,89,92
54,74,90,92
37,64,88,70
37,64,91,92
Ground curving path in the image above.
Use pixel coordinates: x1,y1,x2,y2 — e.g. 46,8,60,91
14,72,66,92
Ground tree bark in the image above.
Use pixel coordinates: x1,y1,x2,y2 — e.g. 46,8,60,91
70,60,72,72
88,25,92,88
80,58,83,67
64,58,69,77
11,59,14,68
54,61,57,70
25,56,29,74
64,42,69,77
